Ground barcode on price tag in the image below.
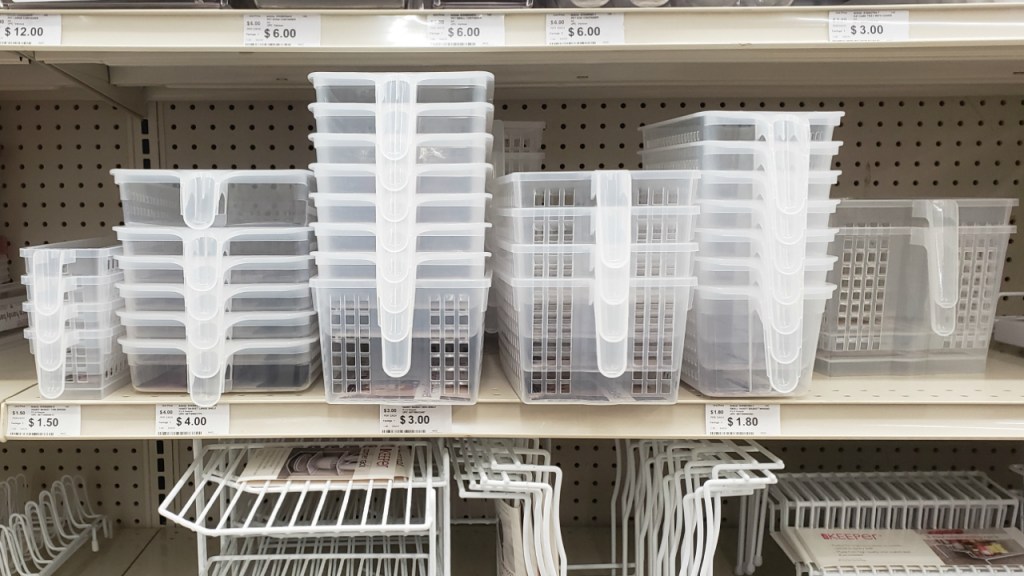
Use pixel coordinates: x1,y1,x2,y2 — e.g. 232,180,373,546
243,14,321,48
705,404,781,437
546,13,624,46
380,405,452,435
0,14,61,46
427,14,505,47
7,405,80,437
829,10,909,43
156,404,230,437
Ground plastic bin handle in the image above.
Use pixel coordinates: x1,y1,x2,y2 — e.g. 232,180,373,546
186,340,226,407
911,199,960,337
376,78,415,194
764,116,811,218
377,244,416,378
182,234,227,323
32,332,70,399
592,171,632,378
181,173,220,230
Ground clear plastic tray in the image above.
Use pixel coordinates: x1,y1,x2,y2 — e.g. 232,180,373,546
640,111,844,150
311,163,492,197
21,238,121,278
695,170,839,205
119,310,317,341
313,276,490,404
493,242,697,281
313,222,488,253
309,72,494,105
309,102,493,135
23,272,123,306
26,325,129,399
501,121,545,153
115,226,314,257
504,152,545,174
112,169,314,230
24,299,122,333
640,141,842,172
310,133,493,165
492,206,699,247
118,283,313,313
494,170,699,210
117,254,314,285
695,228,839,265
312,193,489,225
313,251,488,280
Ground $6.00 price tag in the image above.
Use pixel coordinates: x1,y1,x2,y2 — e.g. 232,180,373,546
0,14,61,46
156,405,230,437
829,10,909,43
243,14,321,48
380,405,452,435
7,405,80,437
705,404,781,437
427,14,505,47
546,13,624,46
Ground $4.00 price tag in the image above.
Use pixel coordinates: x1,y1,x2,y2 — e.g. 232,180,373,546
829,10,909,43
0,14,61,46
380,405,452,435
546,13,624,46
705,404,781,437
156,404,230,437
243,14,321,48
427,14,505,47
7,405,80,437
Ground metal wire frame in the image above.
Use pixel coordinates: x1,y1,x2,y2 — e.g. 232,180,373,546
206,534,436,576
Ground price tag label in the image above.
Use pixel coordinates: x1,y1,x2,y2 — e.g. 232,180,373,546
156,404,230,437
243,14,321,48
546,13,624,46
829,10,909,43
0,14,61,46
705,404,781,437
379,405,452,435
427,14,505,47
7,405,80,437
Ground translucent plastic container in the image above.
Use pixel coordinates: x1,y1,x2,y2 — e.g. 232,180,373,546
493,207,699,247
640,111,844,150
112,169,314,230
502,121,545,153
493,242,697,281
696,256,837,292
313,252,488,281
695,170,839,205
119,310,317,341
312,193,489,225
25,325,129,399
313,222,488,253
312,276,490,404
117,254,314,285
118,283,313,313
494,170,699,210
24,299,122,333
309,72,494,105
640,141,842,172
698,199,839,233
494,273,696,403
311,163,492,197
115,226,314,257
310,133,493,165
504,153,545,174
22,273,123,307
21,238,121,278
817,198,1017,376
309,102,493,135
696,228,838,268
682,284,835,397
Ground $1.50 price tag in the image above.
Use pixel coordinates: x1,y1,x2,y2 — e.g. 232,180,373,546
156,404,230,437
705,404,781,437
7,405,80,437
829,10,909,43
243,14,321,48
380,405,452,435
546,13,624,46
427,14,505,47
0,14,61,46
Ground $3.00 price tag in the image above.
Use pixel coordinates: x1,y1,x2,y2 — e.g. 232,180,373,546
829,10,909,43
7,405,80,437
380,405,452,435
156,404,230,437
546,13,624,46
243,14,321,48
705,404,781,437
427,14,505,47
0,14,61,46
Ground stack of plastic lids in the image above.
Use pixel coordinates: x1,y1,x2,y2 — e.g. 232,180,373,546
818,198,1017,376
308,71,495,405
111,169,319,407
491,170,700,403
640,111,844,397
493,120,545,177
21,238,128,399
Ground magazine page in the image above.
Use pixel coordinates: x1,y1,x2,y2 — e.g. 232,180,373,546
495,500,530,576
239,445,413,483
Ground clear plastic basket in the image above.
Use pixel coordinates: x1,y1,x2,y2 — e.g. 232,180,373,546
25,325,129,399
640,111,843,150
309,101,494,135
309,71,494,105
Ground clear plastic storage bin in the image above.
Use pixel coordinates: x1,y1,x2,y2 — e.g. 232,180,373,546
115,226,314,257
309,72,494,105
119,310,317,341
112,169,314,230
309,133,492,165
311,163,492,197
25,325,129,400
640,111,843,150
640,140,842,172
501,121,545,153
21,238,121,278
311,193,489,225
117,254,314,285
309,102,493,135
817,198,1017,376
118,283,313,313
22,273,123,308
313,223,488,253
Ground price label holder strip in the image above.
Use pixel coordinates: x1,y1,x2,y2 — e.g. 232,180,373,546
705,403,781,437
0,14,61,47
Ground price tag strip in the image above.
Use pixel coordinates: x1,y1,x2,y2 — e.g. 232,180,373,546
427,14,505,48
546,13,625,46
0,14,61,46
7,405,81,437
380,405,453,435
156,404,230,437
829,10,909,43
705,404,781,437
243,14,321,48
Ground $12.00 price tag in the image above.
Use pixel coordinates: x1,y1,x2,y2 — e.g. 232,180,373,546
705,404,781,437
829,10,909,43
546,13,624,46
427,14,505,47
0,14,61,46
380,405,452,435
243,14,321,48
7,405,80,437
156,404,230,437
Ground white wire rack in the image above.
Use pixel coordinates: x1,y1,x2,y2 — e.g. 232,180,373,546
205,535,436,576
742,471,1021,576
0,474,111,576
612,439,783,576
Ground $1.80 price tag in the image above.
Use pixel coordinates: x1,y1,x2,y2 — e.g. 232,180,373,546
243,14,321,48
829,10,909,43
156,404,230,437
427,14,505,47
380,405,452,435
7,405,80,437
705,404,781,437
0,14,61,46
546,13,624,46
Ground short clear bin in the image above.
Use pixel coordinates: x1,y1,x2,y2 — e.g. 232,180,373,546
309,101,494,135
312,193,489,226
640,111,843,150
117,254,314,285
26,325,129,399
21,238,121,278
119,310,317,341
115,226,314,257
311,163,491,197
310,133,493,165
313,222,488,253
118,283,313,313
309,72,494,105
640,141,842,172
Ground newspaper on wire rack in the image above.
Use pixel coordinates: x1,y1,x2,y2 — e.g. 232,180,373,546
239,444,414,484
